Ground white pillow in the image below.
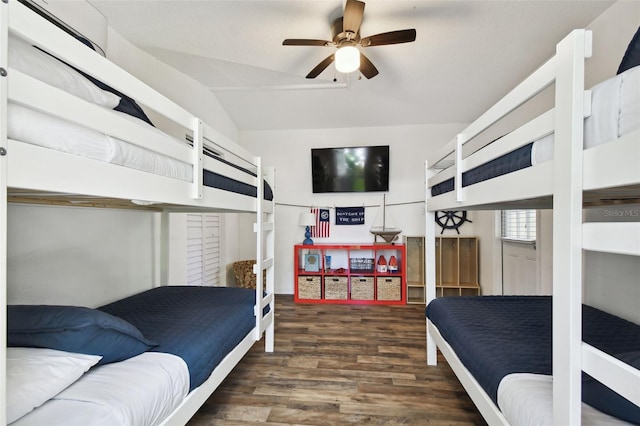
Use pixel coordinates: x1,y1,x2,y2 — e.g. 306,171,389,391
7,347,102,423
8,35,120,108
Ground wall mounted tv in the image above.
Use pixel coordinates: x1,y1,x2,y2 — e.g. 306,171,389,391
311,145,389,193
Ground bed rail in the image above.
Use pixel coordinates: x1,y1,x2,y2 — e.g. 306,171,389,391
5,0,269,211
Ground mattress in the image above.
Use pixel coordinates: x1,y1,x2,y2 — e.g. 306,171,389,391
431,65,640,196
11,352,189,426
426,296,640,424
7,103,273,200
98,286,261,391
497,373,629,425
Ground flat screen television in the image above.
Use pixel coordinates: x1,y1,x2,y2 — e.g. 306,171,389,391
311,145,389,193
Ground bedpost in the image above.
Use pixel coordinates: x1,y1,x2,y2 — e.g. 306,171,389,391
425,160,437,366
552,29,590,426
0,0,8,423
157,211,170,287
264,166,275,353
191,118,204,200
0,0,9,424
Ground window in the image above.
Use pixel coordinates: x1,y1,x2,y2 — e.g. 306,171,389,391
501,210,536,242
186,213,221,286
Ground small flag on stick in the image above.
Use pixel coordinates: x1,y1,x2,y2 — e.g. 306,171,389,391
311,208,330,238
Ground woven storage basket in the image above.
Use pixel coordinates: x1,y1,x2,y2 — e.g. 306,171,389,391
298,276,321,300
351,277,374,300
324,276,348,300
376,277,401,301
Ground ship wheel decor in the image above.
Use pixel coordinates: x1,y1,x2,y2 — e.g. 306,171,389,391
435,211,472,234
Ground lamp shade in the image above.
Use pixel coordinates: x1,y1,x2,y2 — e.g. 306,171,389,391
299,212,316,227
335,46,360,73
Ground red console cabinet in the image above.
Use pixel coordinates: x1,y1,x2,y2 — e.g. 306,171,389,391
294,244,406,305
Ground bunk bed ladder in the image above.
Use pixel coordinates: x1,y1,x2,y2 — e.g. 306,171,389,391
581,222,640,408
0,1,8,423
191,118,204,200
425,161,437,366
254,159,275,352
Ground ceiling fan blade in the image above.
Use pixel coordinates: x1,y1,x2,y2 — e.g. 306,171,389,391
306,54,335,79
283,39,332,47
343,0,365,35
359,53,379,79
361,29,417,47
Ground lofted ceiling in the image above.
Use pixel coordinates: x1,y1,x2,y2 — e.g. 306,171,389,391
88,0,615,131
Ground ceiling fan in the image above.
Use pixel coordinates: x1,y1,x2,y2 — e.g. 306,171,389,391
283,0,416,79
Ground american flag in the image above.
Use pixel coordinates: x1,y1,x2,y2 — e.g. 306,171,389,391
311,208,330,238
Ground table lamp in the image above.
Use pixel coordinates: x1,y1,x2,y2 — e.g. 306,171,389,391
299,212,316,245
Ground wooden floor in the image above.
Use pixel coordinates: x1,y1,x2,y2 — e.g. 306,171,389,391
188,296,486,425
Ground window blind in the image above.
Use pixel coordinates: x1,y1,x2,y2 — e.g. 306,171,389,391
501,210,536,242
186,213,221,286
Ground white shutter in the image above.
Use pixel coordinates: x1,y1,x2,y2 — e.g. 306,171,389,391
501,210,536,242
186,213,220,286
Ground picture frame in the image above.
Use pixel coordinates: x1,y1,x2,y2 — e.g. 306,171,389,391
304,254,320,272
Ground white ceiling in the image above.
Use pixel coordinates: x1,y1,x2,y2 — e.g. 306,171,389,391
88,0,614,131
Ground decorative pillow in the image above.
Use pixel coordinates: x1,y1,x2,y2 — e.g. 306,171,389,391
78,74,156,126
6,347,102,423
8,35,120,108
8,305,157,365
582,351,640,424
617,26,640,75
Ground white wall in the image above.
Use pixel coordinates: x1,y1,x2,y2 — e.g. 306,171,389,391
7,204,158,307
583,206,640,323
241,124,469,295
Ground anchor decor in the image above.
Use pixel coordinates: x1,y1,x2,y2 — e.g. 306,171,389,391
370,194,401,243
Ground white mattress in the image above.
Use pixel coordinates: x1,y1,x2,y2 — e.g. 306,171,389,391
7,102,193,182
497,373,631,426
10,352,190,426
531,65,640,165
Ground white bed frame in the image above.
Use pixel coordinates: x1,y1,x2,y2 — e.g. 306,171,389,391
424,29,640,425
0,1,276,424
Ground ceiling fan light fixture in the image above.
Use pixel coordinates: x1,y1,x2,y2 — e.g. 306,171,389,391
335,46,360,73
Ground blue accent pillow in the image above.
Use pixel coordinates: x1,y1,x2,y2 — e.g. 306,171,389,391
34,47,155,127
582,351,640,424
7,305,157,365
617,26,640,75
81,75,155,127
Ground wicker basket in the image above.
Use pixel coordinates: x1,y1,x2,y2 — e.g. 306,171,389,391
298,276,321,300
351,277,374,300
376,277,401,301
324,276,348,300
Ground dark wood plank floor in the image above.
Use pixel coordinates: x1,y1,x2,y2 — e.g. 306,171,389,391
188,296,486,425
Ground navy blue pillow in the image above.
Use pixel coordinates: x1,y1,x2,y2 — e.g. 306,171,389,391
34,47,155,127
7,305,157,365
617,26,640,75
582,351,640,423
80,75,155,127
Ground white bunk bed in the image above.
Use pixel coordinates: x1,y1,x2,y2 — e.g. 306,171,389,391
0,1,275,425
424,29,640,425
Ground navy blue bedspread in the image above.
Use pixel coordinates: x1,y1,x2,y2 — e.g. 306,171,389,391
99,286,260,391
426,296,640,405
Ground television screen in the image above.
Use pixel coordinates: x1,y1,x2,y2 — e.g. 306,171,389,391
311,145,389,193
